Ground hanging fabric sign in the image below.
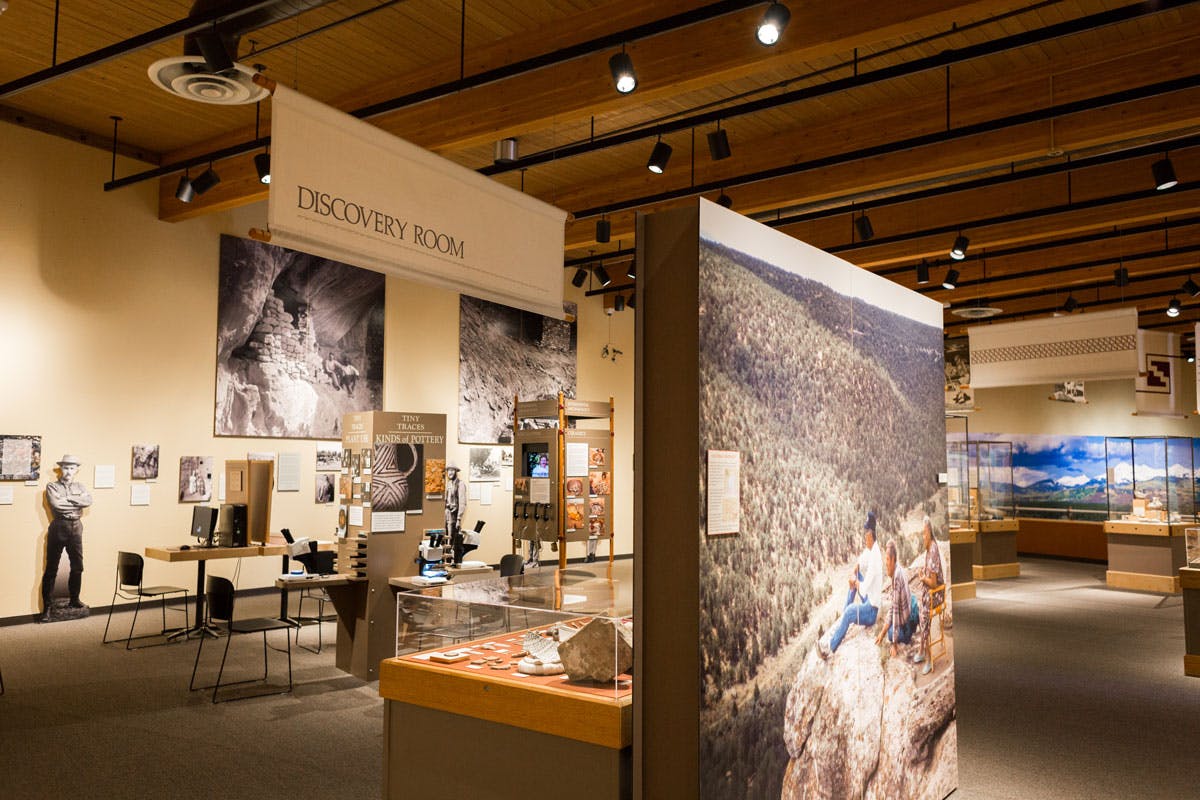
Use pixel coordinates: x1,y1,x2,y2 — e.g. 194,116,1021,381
968,307,1138,388
944,336,974,411
266,85,567,319
1135,329,1183,417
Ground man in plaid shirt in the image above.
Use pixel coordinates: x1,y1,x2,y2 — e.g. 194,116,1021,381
875,539,919,657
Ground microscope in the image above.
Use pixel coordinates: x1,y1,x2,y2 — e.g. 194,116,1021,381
415,529,450,583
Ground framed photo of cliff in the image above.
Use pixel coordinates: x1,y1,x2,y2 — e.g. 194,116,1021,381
214,235,385,439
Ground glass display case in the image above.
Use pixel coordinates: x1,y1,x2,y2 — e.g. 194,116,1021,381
393,563,632,700
946,415,970,527
974,440,1016,521
1187,527,1200,566
1104,436,1199,523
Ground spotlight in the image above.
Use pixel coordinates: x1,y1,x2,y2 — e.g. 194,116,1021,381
1167,297,1182,317
647,138,672,174
191,165,220,196
1152,157,1178,191
1114,266,1130,287
594,265,612,287
494,137,518,164
626,259,636,280
174,173,195,203
707,126,731,161
716,191,733,208
628,292,636,309
254,152,271,184
916,261,930,285
949,234,969,260
756,2,791,46
1062,294,1079,313
571,268,588,288
854,213,874,242
614,294,625,312
609,51,637,94
596,218,611,243
942,268,959,290
1183,277,1200,298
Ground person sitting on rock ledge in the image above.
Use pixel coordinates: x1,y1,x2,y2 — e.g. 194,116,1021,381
912,516,944,675
818,511,882,659
875,538,920,659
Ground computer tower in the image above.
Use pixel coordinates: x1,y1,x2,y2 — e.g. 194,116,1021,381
217,503,249,547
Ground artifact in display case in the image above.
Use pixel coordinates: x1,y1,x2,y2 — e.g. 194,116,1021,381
512,393,615,569
1104,436,1198,524
972,441,1015,522
946,414,970,525
1187,527,1200,566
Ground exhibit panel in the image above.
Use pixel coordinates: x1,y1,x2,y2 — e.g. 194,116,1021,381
637,200,956,800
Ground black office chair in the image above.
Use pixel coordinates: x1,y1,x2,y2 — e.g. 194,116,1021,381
102,552,189,649
190,575,292,703
292,550,336,654
500,554,525,577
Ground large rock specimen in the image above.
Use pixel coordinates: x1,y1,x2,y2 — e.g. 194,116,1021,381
557,617,633,683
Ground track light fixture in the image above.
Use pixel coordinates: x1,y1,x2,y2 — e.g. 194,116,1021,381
707,123,731,161
614,294,625,312
626,258,636,280
916,261,930,285
609,48,637,94
716,191,733,208
254,151,271,184
494,137,518,164
594,265,612,287
1167,296,1182,317
647,137,672,174
191,163,221,196
571,268,588,288
1152,156,1178,191
1183,277,1200,298
175,169,195,203
1114,266,1130,287
1062,294,1079,314
942,268,959,290
854,212,874,242
596,217,611,243
628,292,636,309
756,2,791,46
949,234,969,261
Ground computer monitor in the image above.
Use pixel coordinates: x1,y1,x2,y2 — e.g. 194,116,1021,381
191,505,218,546
523,443,550,478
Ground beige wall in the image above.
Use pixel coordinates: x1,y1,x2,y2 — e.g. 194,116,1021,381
0,121,632,619
967,377,1200,437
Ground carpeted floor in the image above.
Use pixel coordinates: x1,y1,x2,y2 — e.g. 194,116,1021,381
1,558,1195,799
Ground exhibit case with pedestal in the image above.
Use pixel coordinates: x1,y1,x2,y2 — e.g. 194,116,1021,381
946,415,976,600
1103,436,1196,593
381,565,631,800
971,440,1020,580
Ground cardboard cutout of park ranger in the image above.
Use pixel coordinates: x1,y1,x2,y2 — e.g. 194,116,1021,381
38,454,93,622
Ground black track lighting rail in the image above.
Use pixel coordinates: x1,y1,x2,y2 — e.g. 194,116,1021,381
761,134,1200,236
484,0,1192,179
103,0,763,191
948,279,1200,329
0,0,285,98
571,72,1200,219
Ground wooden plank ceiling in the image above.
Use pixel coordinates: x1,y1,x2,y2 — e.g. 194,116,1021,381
3,0,1199,339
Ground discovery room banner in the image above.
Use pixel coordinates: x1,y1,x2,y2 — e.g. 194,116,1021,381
266,85,568,320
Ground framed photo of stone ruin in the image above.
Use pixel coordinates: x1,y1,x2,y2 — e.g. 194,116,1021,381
0,434,41,481
214,234,385,439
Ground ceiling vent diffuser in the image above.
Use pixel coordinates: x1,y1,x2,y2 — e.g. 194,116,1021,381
147,56,267,105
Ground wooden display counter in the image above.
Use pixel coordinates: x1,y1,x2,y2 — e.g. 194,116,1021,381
949,527,976,601
1015,518,1107,562
973,518,1020,580
1104,521,1187,594
379,629,632,800
1181,567,1200,677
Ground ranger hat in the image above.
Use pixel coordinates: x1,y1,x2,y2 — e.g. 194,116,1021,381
57,454,82,467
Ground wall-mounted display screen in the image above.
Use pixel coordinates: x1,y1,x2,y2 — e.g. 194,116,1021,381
523,444,550,478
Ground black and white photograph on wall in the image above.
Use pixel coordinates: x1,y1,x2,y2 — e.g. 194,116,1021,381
342,449,352,470
695,205,952,800
177,456,214,502
500,448,513,468
457,295,577,443
944,336,973,411
316,443,343,471
214,234,385,439
1049,381,1087,404
468,447,504,482
315,473,336,503
361,448,372,472
0,434,41,481
130,444,159,480
372,443,424,513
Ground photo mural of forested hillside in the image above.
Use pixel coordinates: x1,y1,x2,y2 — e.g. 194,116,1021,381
951,433,1200,520
696,204,954,800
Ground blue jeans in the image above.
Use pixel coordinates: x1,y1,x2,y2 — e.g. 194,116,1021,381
887,594,921,645
829,572,878,652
